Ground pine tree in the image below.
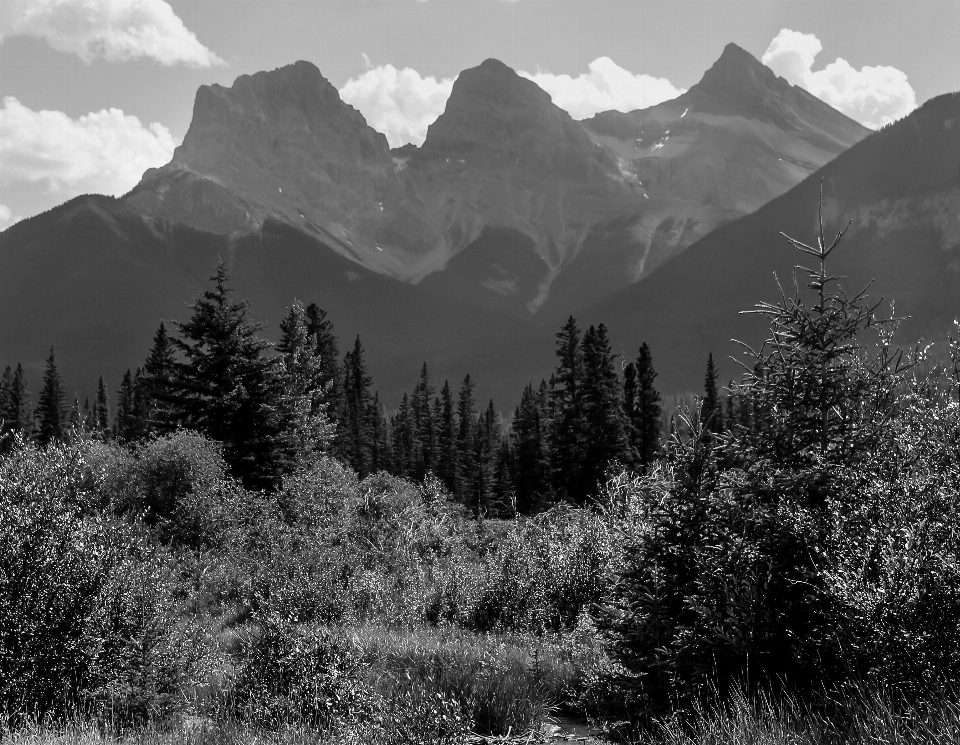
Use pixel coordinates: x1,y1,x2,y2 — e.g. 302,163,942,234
36,348,66,446
436,380,459,494
142,322,178,433
368,392,391,473
305,303,343,437
277,300,335,463
2,363,35,448
512,382,549,512
411,363,437,479
166,263,286,490
455,374,478,506
701,352,724,436
392,392,415,478
93,376,111,440
581,324,631,500
550,317,587,502
114,369,136,441
340,336,374,476
635,343,662,468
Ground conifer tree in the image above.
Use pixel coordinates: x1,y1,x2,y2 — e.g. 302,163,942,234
142,322,177,433
392,392,415,478
581,324,631,499
277,300,335,462
411,363,437,479
635,343,662,467
512,382,549,512
436,380,459,494
2,363,35,448
166,263,286,489
701,353,724,435
114,369,136,441
368,392,391,473
550,317,587,502
36,348,67,446
455,374,478,505
340,336,374,476
93,376,111,440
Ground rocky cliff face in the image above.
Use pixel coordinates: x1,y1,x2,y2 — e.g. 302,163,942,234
124,48,869,313
126,61,434,273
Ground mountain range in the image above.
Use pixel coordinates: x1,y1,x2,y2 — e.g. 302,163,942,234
2,43,956,409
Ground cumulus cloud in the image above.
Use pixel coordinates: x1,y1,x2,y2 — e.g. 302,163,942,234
339,56,455,148
340,55,684,146
519,57,685,120
762,29,916,129
0,205,22,230
0,0,223,67
0,96,176,198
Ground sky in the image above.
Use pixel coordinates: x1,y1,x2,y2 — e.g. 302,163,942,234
1,0,958,229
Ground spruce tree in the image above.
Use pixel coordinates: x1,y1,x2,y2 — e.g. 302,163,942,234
94,376,111,440
411,363,437,479
701,352,724,436
635,343,662,468
581,324,631,500
166,263,286,490
368,392,390,473
455,374,478,506
114,369,136,441
142,322,178,433
550,317,587,502
512,382,549,512
305,303,343,435
36,349,67,446
392,392,415,478
341,336,373,476
3,364,35,446
436,380,459,494
277,300,335,462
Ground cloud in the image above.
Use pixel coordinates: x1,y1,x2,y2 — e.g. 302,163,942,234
519,57,685,120
0,205,22,231
340,56,684,146
339,57,455,148
0,0,224,67
0,96,176,198
762,29,916,129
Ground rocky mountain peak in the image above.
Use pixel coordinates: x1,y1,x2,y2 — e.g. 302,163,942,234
420,58,615,178
695,42,781,97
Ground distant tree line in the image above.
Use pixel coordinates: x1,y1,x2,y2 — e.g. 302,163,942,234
1,262,750,511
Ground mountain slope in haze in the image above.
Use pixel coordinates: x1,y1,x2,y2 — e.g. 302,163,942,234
123,49,868,319
0,196,525,407
540,42,870,319
580,91,960,394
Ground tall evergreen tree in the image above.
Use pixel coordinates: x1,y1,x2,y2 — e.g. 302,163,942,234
277,300,335,462
550,317,587,503
512,382,550,512
305,303,343,435
581,324,631,499
436,380,459,494
635,343,662,468
411,363,437,479
368,392,391,473
93,376,111,440
166,263,286,490
701,352,724,436
36,348,66,446
455,374,478,506
142,322,178,433
114,369,136,441
341,336,373,476
3,364,35,447
391,392,415,478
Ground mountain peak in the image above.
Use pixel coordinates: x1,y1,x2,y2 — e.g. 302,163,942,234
696,42,780,96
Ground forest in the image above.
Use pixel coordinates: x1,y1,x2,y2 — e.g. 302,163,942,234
3,202,960,743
